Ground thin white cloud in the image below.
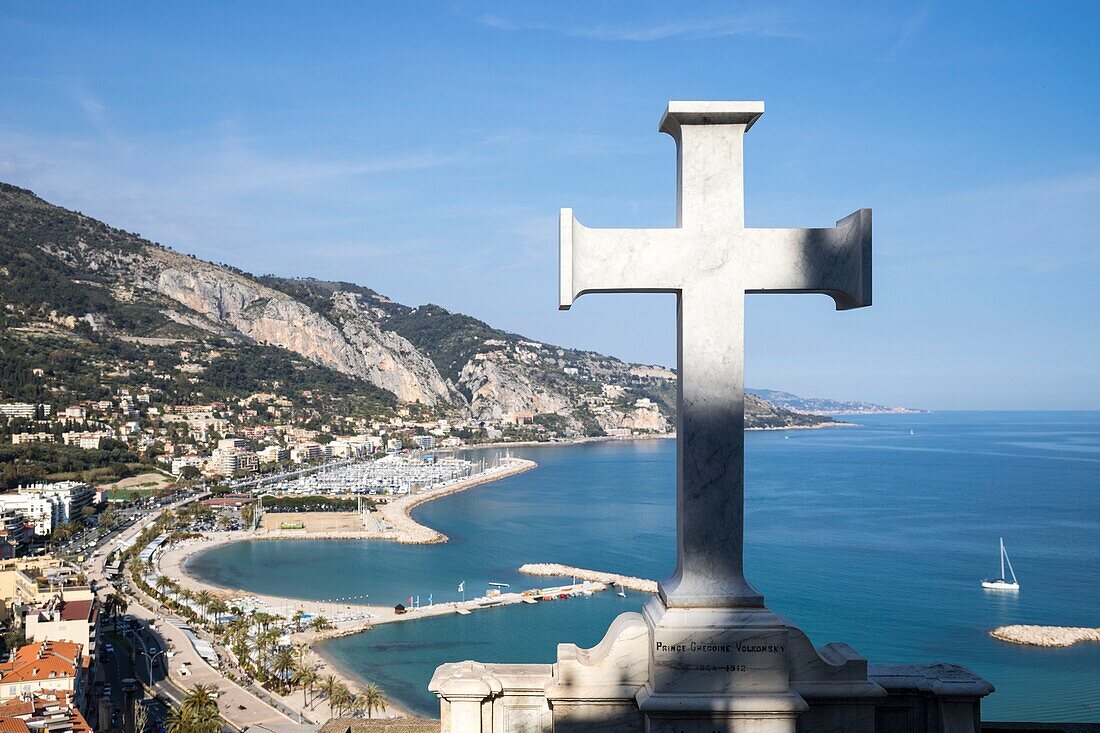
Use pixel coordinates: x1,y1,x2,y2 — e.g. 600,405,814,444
881,2,933,65
881,169,1100,274
478,10,800,41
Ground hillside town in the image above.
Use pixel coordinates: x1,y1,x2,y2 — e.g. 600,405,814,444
0,373,669,491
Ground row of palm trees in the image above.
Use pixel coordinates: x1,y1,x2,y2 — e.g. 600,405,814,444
310,674,388,720
140,568,385,718
122,508,387,721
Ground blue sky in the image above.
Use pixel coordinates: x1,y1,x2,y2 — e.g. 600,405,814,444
1,2,1097,409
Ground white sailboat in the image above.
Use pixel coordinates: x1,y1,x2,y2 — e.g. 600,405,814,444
617,582,626,598
981,537,1020,591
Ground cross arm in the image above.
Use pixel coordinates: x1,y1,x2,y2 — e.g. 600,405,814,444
559,208,686,310
746,208,872,310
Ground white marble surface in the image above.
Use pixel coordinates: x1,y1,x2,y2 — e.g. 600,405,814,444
560,101,871,609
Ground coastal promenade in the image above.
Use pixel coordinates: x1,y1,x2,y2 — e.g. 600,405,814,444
85,503,298,730
157,537,624,722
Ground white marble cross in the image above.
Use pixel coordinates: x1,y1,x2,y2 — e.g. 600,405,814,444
560,101,871,609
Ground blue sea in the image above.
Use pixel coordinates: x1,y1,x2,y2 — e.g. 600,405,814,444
187,412,1100,722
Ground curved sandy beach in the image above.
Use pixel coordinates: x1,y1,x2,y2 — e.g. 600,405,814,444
153,457,536,718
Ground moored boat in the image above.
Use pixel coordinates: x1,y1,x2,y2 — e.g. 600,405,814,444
981,537,1020,591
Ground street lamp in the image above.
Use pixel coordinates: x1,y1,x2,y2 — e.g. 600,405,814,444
135,647,169,683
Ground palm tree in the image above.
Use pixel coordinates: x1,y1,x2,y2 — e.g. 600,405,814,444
318,675,340,718
293,665,318,709
361,684,387,719
172,683,221,733
349,692,366,718
165,705,189,733
222,616,247,648
292,609,306,632
183,683,218,714
134,702,151,733
207,599,229,629
309,615,333,632
103,592,128,631
194,590,215,622
330,683,351,718
155,575,172,598
258,627,281,672
50,525,73,547
176,588,195,613
254,611,277,631
271,646,297,691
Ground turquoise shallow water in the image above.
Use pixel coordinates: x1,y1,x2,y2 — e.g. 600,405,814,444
187,412,1100,721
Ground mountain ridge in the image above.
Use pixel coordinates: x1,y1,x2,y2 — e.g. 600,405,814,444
0,181,832,434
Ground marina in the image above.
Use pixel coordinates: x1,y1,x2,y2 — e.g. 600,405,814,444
254,453,480,497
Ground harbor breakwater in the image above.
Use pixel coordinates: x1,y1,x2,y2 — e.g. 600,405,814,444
380,458,537,543
519,563,658,593
991,625,1100,648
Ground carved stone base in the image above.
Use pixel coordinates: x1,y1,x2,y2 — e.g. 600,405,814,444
430,601,992,733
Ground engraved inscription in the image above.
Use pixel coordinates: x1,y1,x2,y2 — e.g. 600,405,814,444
650,628,790,694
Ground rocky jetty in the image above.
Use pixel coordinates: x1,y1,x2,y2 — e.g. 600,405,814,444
990,625,1100,648
518,563,658,593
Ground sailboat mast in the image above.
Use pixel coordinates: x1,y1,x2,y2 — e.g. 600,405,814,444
999,537,1006,580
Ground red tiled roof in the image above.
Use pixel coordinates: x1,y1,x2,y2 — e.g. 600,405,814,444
58,599,94,622
0,701,32,718
68,707,91,733
0,642,81,684
0,690,88,733
0,718,30,733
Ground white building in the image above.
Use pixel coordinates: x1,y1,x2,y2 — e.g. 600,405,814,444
171,454,205,475
208,447,258,477
0,403,51,418
0,482,93,536
11,433,54,445
217,437,247,450
289,443,322,463
61,431,111,450
257,446,288,464
0,495,55,536
413,435,436,450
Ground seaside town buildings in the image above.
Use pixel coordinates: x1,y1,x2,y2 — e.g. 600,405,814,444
0,553,100,731
0,689,92,733
0,486,98,559
0,641,85,702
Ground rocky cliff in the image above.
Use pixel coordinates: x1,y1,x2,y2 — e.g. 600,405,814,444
0,182,834,434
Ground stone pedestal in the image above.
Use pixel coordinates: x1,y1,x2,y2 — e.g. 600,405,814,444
431,602,965,733
636,600,807,733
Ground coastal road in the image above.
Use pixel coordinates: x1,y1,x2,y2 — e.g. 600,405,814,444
100,625,174,731
84,496,299,731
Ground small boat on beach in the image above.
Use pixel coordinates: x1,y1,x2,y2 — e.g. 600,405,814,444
981,537,1020,591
